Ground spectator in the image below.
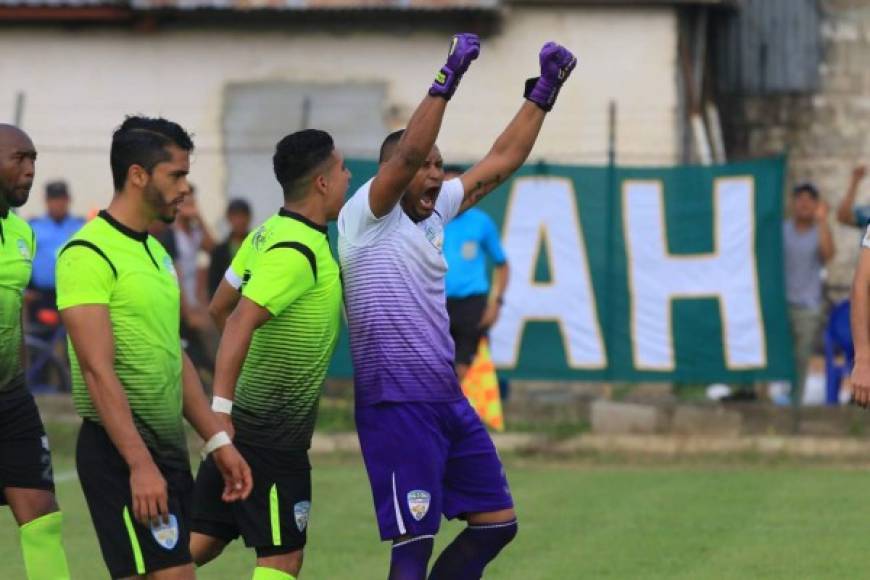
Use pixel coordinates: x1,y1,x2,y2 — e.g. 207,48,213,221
155,187,217,376
443,165,509,381
837,165,870,228
207,198,251,297
784,182,835,405
173,186,216,309
27,180,84,319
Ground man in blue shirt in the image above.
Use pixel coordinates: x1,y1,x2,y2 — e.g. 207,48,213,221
28,181,84,318
443,165,510,380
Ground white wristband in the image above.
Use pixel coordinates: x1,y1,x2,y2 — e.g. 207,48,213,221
211,396,233,414
203,431,232,456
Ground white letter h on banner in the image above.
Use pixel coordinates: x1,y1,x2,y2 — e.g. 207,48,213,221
623,177,766,371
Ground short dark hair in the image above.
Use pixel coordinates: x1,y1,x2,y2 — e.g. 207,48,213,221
45,180,69,199
226,198,251,216
110,116,194,191
273,129,335,201
379,129,404,164
793,182,820,200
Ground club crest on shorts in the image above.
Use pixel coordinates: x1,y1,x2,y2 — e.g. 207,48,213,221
294,501,311,532
150,514,179,550
407,490,431,521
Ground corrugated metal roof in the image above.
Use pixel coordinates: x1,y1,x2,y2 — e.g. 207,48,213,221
0,0,123,6
508,0,737,5
713,0,820,95
130,0,497,9
0,0,726,10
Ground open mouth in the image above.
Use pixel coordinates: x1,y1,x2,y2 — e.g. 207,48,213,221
419,186,439,212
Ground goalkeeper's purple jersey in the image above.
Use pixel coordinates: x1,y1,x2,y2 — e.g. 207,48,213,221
338,177,466,407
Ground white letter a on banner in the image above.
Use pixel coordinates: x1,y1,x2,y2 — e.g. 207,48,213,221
490,177,606,369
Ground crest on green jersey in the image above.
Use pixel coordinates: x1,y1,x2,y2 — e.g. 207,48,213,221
252,226,268,251
163,255,178,281
17,238,30,260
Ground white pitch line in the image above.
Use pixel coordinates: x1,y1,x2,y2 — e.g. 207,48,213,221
54,470,78,483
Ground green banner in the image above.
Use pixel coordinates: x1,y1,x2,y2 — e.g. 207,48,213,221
329,156,794,383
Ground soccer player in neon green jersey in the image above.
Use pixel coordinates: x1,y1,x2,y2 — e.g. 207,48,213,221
56,116,253,580
0,124,71,579
189,130,348,580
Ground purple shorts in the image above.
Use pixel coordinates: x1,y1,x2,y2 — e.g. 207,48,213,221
355,398,513,541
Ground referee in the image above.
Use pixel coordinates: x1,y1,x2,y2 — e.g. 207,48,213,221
0,124,70,579
191,129,347,580
57,116,252,579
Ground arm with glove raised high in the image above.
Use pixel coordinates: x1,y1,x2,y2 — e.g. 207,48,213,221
459,42,577,212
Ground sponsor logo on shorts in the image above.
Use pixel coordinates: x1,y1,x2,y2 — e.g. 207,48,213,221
150,514,179,550
294,501,311,532
407,490,431,521
40,451,53,484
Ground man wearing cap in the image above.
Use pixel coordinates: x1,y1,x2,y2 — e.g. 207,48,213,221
783,182,835,405
28,180,84,320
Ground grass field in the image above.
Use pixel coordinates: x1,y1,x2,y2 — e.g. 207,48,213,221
2,423,870,579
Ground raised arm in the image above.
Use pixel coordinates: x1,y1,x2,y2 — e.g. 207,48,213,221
460,42,576,213
369,33,480,218
816,201,835,264
62,305,167,525
837,165,866,226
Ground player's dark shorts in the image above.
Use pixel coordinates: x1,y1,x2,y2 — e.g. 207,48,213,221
76,419,194,579
356,398,513,541
446,294,488,366
192,441,312,557
0,385,54,505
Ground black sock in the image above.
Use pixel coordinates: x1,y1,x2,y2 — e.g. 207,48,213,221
389,535,435,580
428,519,518,580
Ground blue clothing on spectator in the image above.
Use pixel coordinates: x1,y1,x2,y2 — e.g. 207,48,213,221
855,206,870,228
444,208,506,299
29,214,85,289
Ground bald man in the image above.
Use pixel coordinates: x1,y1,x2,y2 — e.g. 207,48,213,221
0,125,71,579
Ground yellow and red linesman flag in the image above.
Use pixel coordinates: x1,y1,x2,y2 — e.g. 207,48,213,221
460,338,505,432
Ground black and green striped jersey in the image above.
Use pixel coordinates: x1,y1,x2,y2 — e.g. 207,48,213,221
0,210,34,393
56,211,188,469
226,209,342,450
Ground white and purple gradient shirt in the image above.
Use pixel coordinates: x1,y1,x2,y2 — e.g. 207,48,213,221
338,177,466,406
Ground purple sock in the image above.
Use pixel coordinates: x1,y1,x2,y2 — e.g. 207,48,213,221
389,535,434,580
428,520,518,580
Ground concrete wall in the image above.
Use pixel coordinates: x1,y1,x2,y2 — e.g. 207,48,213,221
0,6,680,228
724,0,870,291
